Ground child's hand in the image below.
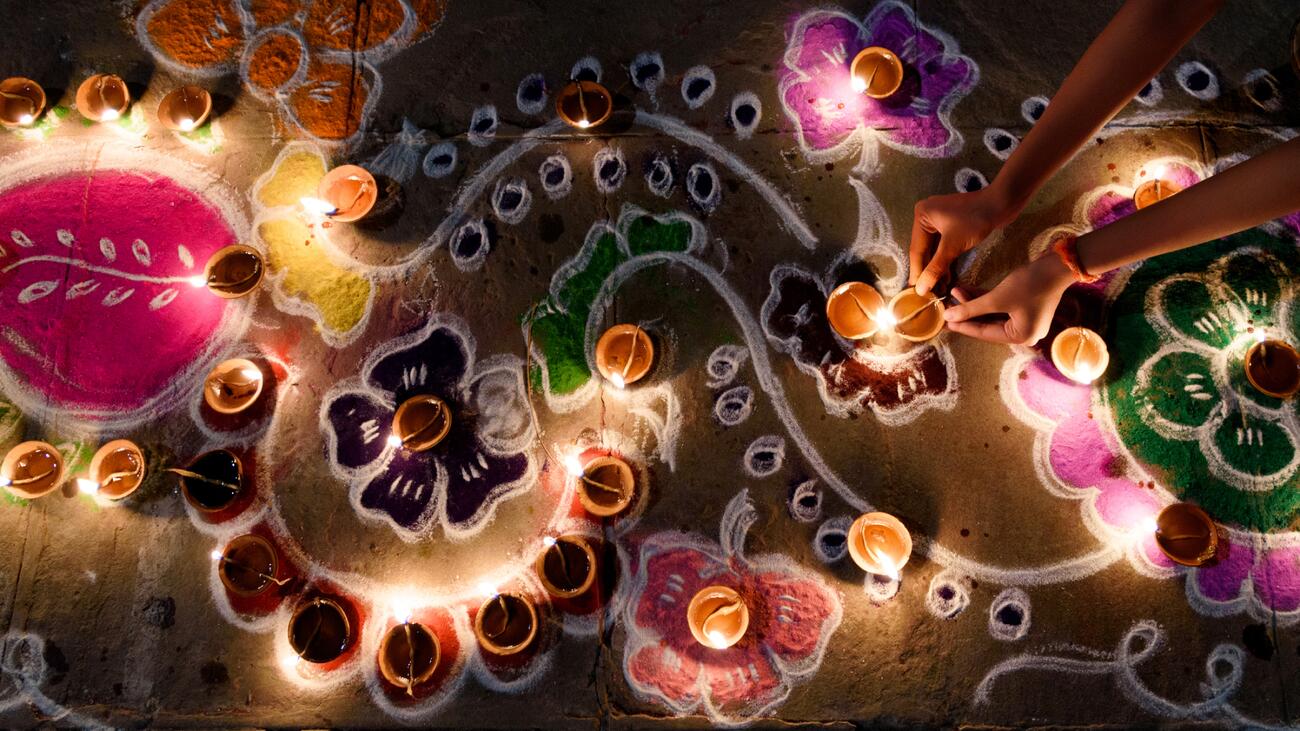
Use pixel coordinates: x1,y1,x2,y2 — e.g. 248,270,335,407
942,254,1074,345
909,187,1020,295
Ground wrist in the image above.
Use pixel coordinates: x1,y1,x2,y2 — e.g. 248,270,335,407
985,177,1030,227
1033,249,1076,291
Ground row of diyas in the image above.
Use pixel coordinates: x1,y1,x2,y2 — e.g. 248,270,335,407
0,74,211,130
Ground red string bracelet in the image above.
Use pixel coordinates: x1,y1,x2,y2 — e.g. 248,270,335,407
1051,233,1099,284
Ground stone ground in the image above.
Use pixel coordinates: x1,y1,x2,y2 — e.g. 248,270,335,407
2,0,1300,728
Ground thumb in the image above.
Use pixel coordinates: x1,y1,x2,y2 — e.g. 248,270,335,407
914,240,961,295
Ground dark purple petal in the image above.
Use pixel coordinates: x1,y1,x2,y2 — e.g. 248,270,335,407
325,389,394,469
865,5,930,61
365,323,470,403
789,14,862,76
438,423,529,527
359,450,441,532
762,266,846,370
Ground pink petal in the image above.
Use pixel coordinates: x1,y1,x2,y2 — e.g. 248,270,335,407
1048,413,1118,487
753,571,837,663
1093,479,1161,533
626,643,702,707
634,544,731,651
1017,358,1090,421
700,649,782,707
1253,545,1300,613
1195,540,1254,602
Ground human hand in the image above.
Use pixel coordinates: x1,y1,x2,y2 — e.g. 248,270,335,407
941,254,1075,345
909,186,1022,295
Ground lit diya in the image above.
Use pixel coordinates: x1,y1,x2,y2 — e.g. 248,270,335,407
686,585,748,650
825,281,886,340
595,324,654,388
886,287,945,342
0,77,45,127
169,449,244,513
75,73,130,122
555,80,613,129
203,358,265,415
306,165,378,223
1244,338,1300,399
473,592,538,656
1050,327,1110,384
534,535,598,599
1133,175,1182,210
214,534,287,596
847,511,912,579
79,439,146,500
157,85,212,132
387,395,452,452
378,617,440,696
199,244,264,299
1154,502,1218,567
850,46,904,99
0,441,64,499
568,453,635,518
288,596,355,664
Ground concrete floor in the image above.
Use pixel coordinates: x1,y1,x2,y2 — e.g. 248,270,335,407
1,0,1300,727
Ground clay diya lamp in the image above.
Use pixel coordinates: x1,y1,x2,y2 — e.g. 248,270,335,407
288,595,355,664
886,288,945,342
215,534,286,597
571,454,635,518
388,395,452,452
687,585,749,650
825,281,886,340
80,439,146,500
75,73,130,122
535,535,598,600
850,46,905,98
473,592,539,656
201,244,265,299
1154,502,1218,567
595,324,654,388
847,511,912,579
1133,176,1182,210
1051,327,1110,385
378,619,441,696
169,449,244,513
0,441,64,499
203,358,266,415
1244,339,1300,399
0,77,45,127
311,165,378,223
157,85,212,132
555,80,613,129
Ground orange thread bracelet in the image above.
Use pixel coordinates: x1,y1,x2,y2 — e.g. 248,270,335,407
1051,233,1099,284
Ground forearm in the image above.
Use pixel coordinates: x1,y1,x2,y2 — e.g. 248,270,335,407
989,0,1222,214
1078,136,1300,274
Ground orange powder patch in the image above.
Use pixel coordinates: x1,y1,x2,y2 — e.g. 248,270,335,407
247,0,302,27
246,30,304,93
145,0,245,68
303,0,407,53
408,0,449,37
287,58,369,141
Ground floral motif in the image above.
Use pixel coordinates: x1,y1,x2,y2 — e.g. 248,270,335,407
322,314,535,540
136,0,447,143
622,491,841,725
777,2,977,162
761,263,957,425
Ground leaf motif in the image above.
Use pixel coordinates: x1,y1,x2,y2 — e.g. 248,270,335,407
10,230,32,248
177,244,194,269
101,287,134,307
99,238,116,262
148,288,179,310
56,229,74,247
18,280,60,304
66,279,101,299
131,239,151,266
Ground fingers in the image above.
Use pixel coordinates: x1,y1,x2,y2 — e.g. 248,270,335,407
908,210,937,287
914,239,961,296
943,288,1003,322
944,317,1022,344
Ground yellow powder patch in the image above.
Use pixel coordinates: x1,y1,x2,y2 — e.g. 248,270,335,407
257,151,326,208
260,217,370,338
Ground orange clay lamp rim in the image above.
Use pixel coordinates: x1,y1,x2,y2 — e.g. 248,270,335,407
825,281,886,341
574,454,635,517
1050,326,1110,385
158,85,212,132
1244,339,1300,399
686,585,750,649
85,439,146,500
850,46,905,99
378,619,441,693
0,440,65,499
0,77,46,127
847,511,913,577
1154,502,1219,567
216,533,284,597
75,73,130,122
1132,177,1183,210
473,592,539,656
555,80,613,129
390,395,452,452
203,358,265,415
534,534,598,599
287,596,354,664
168,449,244,513
594,324,654,387
886,288,946,342
317,164,378,223
202,244,265,299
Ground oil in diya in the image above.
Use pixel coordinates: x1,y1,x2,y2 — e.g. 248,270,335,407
886,287,946,342
157,85,212,132
79,439,146,500
850,46,904,99
555,80,613,129
170,449,244,513
687,585,749,650
215,534,282,596
0,441,64,499
473,592,539,656
1133,174,1183,210
1051,327,1110,384
1154,502,1218,567
310,165,378,222
595,324,654,388
203,358,265,415
75,73,130,122
289,596,355,664
387,395,452,452
199,244,264,298
847,512,912,579
0,77,45,127
825,281,886,340
1244,338,1300,399
378,616,441,696
535,535,598,599
568,453,635,518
